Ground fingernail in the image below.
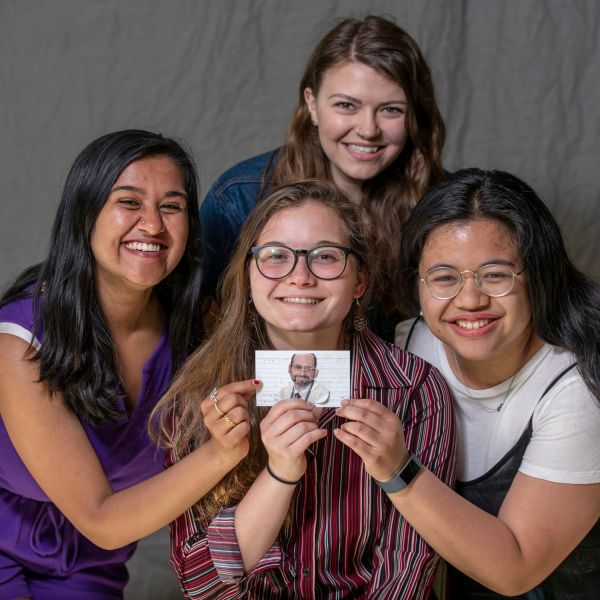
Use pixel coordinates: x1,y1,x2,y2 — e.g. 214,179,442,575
253,379,261,385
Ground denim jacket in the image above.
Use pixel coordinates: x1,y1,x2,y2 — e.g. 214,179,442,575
200,149,279,294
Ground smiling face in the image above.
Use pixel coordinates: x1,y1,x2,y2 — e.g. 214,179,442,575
289,353,318,389
418,219,542,385
250,202,366,350
304,61,408,198
90,155,189,297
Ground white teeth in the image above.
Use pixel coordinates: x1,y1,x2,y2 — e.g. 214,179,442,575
456,319,490,330
125,242,161,252
348,144,380,154
282,297,320,304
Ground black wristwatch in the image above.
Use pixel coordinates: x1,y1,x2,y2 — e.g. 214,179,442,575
375,453,423,494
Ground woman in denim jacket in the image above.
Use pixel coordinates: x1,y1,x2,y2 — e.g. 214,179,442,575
200,15,446,341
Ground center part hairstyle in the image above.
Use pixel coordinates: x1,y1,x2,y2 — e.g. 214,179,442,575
271,15,446,317
0,129,204,424
400,168,600,401
152,180,375,524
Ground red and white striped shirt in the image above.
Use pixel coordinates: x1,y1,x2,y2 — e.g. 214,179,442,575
168,329,456,599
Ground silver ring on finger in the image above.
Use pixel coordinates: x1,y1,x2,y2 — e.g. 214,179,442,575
210,387,225,416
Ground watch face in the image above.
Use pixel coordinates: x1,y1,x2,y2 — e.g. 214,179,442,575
401,456,422,486
378,455,422,494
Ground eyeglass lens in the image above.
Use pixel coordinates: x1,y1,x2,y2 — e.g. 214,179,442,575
424,265,516,299
254,245,348,279
290,364,316,373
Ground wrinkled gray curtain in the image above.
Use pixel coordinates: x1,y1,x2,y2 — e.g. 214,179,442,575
1,0,598,287
1,1,598,597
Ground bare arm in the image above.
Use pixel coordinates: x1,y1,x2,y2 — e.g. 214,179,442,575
0,334,253,550
234,399,326,571
335,396,600,595
389,469,599,595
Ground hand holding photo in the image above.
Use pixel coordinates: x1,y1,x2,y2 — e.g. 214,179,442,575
255,350,350,407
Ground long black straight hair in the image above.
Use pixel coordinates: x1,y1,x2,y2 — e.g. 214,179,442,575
400,168,600,401
1,129,204,423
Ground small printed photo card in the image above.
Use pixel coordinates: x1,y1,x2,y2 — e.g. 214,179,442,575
255,350,350,408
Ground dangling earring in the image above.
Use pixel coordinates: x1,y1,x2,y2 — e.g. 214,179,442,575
248,296,257,329
353,298,366,332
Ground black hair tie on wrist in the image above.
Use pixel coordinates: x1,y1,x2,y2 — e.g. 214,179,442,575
266,463,303,485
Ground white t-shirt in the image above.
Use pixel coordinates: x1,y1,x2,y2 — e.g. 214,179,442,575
396,318,600,483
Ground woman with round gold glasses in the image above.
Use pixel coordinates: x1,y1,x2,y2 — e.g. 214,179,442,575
394,168,600,598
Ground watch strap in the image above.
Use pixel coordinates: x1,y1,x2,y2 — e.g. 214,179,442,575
376,453,423,494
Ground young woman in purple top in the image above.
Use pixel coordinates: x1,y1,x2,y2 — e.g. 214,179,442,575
0,130,252,599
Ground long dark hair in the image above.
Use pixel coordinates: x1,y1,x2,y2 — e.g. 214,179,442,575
271,15,445,319
152,180,375,525
400,168,600,400
1,129,204,423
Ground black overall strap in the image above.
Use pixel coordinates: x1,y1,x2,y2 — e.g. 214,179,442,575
449,361,584,600
403,316,422,351
540,362,578,398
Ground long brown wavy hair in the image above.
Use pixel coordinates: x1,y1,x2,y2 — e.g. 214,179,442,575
151,180,376,526
270,15,446,319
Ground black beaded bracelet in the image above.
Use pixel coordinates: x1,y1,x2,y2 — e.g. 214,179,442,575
266,464,303,485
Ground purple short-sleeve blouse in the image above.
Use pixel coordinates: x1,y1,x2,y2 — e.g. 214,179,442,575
0,293,171,587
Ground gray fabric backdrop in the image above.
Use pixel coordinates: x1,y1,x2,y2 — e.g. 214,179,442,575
1,1,598,598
